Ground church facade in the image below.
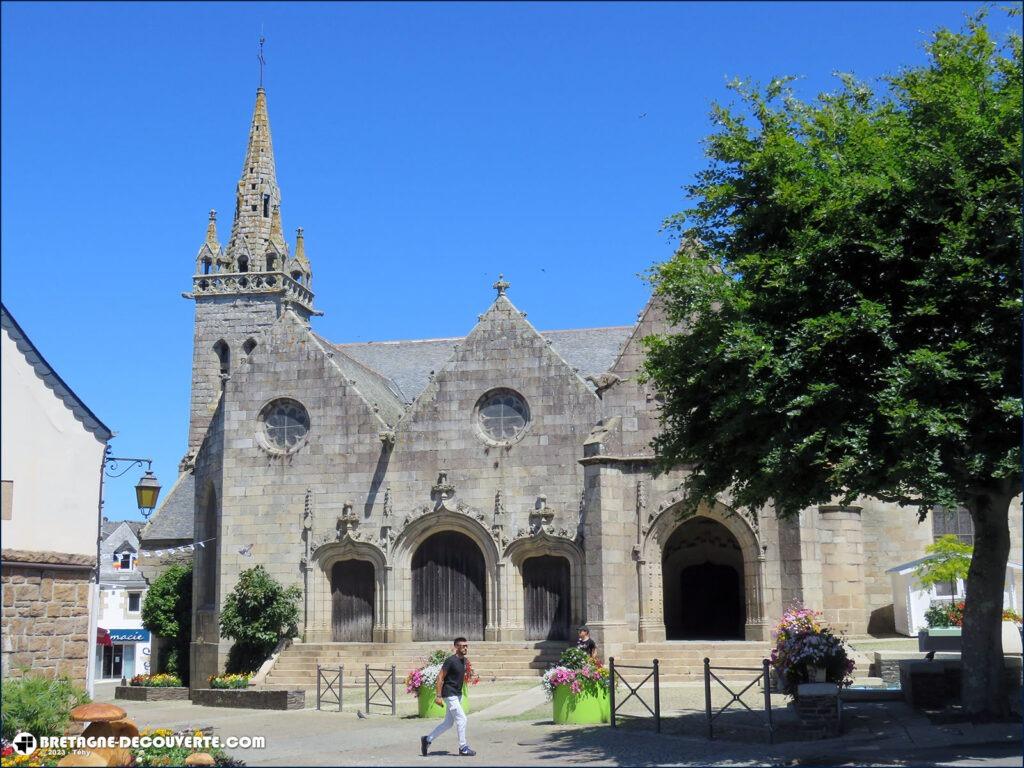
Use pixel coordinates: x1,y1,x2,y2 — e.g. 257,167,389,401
149,87,1022,684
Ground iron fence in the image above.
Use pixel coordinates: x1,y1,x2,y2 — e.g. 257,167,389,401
703,657,774,743
316,664,343,712
609,657,661,732
364,664,397,716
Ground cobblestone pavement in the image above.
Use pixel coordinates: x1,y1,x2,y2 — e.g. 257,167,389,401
95,683,1022,766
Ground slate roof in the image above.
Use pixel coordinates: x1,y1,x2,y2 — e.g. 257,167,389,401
140,471,194,543
335,326,632,403
101,519,144,538
312,334,406,425
1,303,112,441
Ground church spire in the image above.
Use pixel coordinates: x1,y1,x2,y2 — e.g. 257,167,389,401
226,87,282,265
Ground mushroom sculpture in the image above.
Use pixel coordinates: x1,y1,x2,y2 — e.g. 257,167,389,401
57,703,135,767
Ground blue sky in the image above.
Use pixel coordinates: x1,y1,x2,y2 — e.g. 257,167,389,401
1,2,1010,521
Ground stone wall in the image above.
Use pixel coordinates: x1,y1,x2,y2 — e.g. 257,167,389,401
190,687,305,710
1,551,94,689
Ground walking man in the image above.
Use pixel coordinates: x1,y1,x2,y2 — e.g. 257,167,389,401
421,637,476,757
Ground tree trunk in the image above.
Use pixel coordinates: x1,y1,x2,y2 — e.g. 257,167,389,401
961,489,1013,718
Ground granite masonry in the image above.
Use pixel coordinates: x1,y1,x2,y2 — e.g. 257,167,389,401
136,86,1024,687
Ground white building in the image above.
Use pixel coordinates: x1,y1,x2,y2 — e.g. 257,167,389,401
95,519,151,682
1,303,112,695
887,556,1021,636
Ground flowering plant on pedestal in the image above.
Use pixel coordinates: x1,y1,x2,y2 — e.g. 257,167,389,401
770,604,854,697
542,647,612,724
404,649,479,719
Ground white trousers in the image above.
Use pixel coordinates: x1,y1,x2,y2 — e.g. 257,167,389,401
427,695,468,749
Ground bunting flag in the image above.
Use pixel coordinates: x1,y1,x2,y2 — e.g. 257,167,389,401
136,536,219,561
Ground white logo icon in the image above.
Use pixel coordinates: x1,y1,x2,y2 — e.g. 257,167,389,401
11,732,37,756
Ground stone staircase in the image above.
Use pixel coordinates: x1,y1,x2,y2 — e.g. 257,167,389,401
261,639,777,690
612,641,774,682
261,641,563,691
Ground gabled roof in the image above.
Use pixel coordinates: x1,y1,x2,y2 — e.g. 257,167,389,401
334,325,631,403
101,519,143,539
1,303,112,441
140,471,195,542
312,334,407,425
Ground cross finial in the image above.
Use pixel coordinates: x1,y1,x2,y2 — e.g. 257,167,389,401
258,34,266,88
493,273,510,296
208,209,217,222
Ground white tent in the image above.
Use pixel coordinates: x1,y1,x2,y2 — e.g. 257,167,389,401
886,556,1021,636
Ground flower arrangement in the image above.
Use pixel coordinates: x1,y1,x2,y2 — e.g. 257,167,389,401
130,673,184,687
1003,608,1023,625
404,650,479,695
924,600,965,628
769,604,854,696
208,673,251,689
541,647,611,700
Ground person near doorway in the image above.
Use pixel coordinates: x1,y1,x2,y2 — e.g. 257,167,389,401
421,637,476,757
575,626,598,661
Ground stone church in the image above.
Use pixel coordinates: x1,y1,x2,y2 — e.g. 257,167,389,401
142,86,1022,684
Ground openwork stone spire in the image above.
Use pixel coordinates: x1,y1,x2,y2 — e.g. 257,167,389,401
190,86,315,313
226,88,284,266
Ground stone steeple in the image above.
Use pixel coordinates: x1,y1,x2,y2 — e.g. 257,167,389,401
226,87,284,268
189,86,314,309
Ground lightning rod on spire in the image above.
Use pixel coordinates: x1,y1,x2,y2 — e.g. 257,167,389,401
258,33,266,88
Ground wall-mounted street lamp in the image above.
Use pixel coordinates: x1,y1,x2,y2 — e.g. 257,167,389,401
102,446,162,519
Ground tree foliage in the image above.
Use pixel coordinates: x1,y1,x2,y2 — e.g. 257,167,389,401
219,565,301,673
917,534,974,591
141,563,193,682
645,9,1021,716
647,11,1021,515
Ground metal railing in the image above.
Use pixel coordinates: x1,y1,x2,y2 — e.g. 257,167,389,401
316,664,343,711
364,664,397,716
703,657,774,743
609,657,661,732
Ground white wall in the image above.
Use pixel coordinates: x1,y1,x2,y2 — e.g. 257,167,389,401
0,329,105,556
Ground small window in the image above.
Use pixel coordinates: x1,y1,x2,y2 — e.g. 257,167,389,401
266,254,276,271
115,552,135,571
243,338,257,356
201,257,212,275
214,340,230,376
263,195,270,218
128,592,141,612
291,271,303,283
932,505,974,546
238,255,249,273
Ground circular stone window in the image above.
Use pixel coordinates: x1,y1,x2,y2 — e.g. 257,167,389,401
259,398,310,452
476,389,530,443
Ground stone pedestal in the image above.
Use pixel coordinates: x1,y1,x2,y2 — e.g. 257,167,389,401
796,683,841,739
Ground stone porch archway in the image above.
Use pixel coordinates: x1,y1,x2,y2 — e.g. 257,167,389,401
639,500,767,641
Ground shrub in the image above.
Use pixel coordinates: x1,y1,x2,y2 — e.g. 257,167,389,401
208,674,251,690
219,566,301,674
129,674,183,688
0,674,89,741
541,662,610,700
142,564,192,684
770,604,855,696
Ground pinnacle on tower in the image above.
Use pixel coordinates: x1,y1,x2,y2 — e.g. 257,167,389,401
195,209,223,275
226,88,283,268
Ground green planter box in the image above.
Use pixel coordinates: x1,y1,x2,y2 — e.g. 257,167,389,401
552,684,610,724
416,684,471,718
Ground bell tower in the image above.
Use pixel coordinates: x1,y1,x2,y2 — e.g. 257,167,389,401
182,86,317,465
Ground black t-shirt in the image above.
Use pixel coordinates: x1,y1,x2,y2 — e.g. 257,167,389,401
440,655,466,698
576,638,597,656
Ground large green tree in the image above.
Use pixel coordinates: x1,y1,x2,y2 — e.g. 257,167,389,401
645,10,1021,717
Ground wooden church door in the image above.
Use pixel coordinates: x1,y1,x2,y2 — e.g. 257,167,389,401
331,560,375,642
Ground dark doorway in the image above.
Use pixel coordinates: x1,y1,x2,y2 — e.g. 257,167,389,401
678,562,743,639
523,556,571,641
662,517,746,640
413,531,486,641
331,560,374,642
